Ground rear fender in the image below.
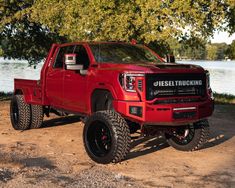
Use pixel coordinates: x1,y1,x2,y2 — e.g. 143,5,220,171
14,79,43,105
14,89,31,104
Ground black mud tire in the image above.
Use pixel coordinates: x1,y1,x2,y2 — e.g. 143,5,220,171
83,110,131,164
30,105,44,129
166,119,210,151
10,95,31,130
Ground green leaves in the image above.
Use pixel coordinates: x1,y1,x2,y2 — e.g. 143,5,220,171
0,0,234,64
29,0,230,42
0,0,65,65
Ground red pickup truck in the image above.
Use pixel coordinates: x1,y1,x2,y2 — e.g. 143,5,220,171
10,42,214,164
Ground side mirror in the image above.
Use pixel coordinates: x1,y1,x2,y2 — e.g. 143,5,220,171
65,54,83,70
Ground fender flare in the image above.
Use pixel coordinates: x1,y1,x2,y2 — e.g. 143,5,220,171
89,85,117,113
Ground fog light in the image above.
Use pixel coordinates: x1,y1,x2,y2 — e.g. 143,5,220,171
129,106,142,117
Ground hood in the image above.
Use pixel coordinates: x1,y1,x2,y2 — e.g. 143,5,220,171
98,62,205,74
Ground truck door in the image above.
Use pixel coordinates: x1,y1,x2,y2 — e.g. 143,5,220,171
63,45,90,113
46,45,74,108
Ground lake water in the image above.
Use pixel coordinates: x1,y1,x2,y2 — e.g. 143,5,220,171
179,60,235,95
0,58,235,95
0,58,43,93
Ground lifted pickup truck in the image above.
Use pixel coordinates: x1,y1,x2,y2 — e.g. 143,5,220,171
10,42,214,164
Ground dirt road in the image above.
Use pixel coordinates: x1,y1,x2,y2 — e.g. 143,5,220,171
0,100,234,187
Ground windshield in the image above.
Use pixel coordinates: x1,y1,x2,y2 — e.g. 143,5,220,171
89,43,163,64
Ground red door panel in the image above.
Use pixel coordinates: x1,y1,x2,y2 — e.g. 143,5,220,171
63,71,88,113
46,69,64,108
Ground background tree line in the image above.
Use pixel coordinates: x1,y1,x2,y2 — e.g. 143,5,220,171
172,40,235,60
0,0,234,65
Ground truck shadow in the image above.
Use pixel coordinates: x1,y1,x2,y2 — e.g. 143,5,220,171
42,116,82,128
203,129,234,150
126,125,234,161
126,136,169,160
203,104,235,149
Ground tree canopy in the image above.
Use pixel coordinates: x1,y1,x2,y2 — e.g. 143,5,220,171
0,0,234,64
0,0,65,65
226,0,235,34
30,0,232,42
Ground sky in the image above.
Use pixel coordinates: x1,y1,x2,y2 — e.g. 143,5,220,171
211,31,235,44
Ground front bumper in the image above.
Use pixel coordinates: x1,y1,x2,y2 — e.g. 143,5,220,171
113,98,214,126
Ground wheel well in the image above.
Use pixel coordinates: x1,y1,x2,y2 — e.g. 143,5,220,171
14,89,23,95
91,89,113,113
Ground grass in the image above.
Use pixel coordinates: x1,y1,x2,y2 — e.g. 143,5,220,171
0,92,12,101
213,92,235,104
0,91,234,104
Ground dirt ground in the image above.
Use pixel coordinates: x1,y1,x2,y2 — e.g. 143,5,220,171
0,100,234,188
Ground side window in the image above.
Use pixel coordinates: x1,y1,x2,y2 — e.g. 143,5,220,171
54,46,75,68
74,45,90,69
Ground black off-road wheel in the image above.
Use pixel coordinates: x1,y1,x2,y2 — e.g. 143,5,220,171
166,119,210,151
30,105,44,129
10,95,31,130
83,111,131,164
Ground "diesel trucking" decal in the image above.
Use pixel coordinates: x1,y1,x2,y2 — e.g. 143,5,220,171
153,80,203,87
146,73,206,100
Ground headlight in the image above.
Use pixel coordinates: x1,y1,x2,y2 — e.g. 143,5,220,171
119,73,145,92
